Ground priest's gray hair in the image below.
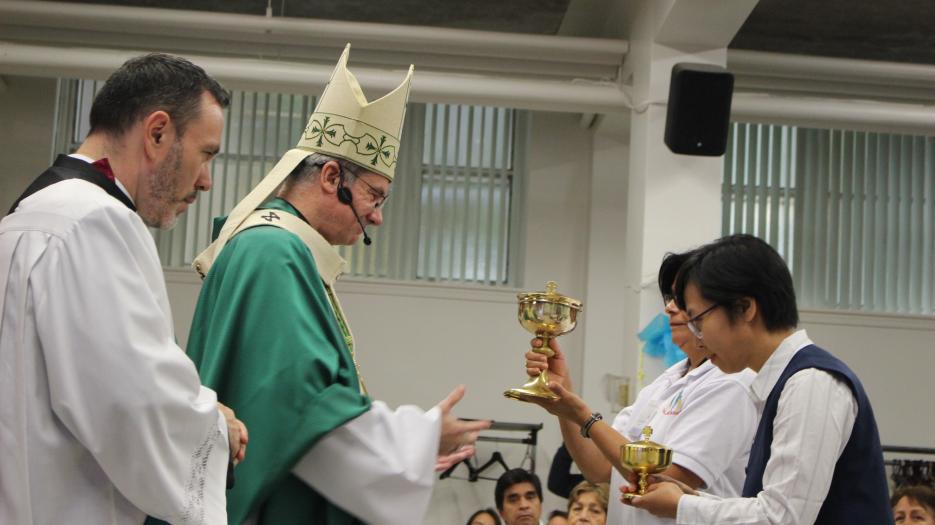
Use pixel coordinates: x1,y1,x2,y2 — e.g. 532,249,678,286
287,153,363,184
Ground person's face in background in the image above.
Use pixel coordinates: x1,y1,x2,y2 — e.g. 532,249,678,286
547,514,568,525
894,496,935,525
568,491,606,525
470,511,499,525
499,481,542,525
664,290,708,364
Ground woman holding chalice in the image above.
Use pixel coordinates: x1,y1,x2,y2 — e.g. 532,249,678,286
520,252,758,524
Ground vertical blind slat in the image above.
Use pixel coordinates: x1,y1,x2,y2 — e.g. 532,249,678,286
460,107,475,280
722,124,734,236
484,108,500,283
723,122,934,315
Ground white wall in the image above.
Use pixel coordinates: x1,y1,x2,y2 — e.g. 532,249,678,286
0,75,56,212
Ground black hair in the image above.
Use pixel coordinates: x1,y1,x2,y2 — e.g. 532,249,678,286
658,250,694,302
548,509,569,519
89,53,230,138
495,468,543,511
465,508,503,525
674,234,798,331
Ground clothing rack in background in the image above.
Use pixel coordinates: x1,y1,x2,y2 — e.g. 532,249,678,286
439,420,542,482
883,445,935,489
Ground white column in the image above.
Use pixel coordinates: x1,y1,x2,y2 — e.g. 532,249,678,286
577,113,631,411
619,0,757,389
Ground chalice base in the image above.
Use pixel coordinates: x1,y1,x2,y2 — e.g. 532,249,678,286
503,373,559,402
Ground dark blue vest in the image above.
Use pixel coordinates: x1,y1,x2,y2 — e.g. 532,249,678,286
742,345,892,524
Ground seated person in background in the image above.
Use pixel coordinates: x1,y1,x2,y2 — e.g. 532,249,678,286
496,468,544,525
524,250,758,524
893,485,935,525
568,481,609,525
549,444,586,498
547,509,570,525
467,507,504,525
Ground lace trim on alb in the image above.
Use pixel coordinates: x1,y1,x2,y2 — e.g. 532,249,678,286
180,426,221,524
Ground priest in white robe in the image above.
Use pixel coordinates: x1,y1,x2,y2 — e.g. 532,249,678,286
0,53,243,525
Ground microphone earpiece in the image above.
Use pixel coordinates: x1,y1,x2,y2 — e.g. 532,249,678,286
337,185,353,205
336,174,372,246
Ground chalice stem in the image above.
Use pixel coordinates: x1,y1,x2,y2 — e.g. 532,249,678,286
536,335,555,358
638,473,648,495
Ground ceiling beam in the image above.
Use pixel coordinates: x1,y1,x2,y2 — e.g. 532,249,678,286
654,0,759,49
3,0,935,131
0,42,630,114
0,0,627,82
732,92,935,135
730,49,935,104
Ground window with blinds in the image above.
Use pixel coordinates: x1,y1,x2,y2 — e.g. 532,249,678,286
56,79,524,286
313,103,522,285
414,104,519,284
723,122,934,315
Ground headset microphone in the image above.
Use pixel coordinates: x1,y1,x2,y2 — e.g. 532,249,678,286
337,178,372,246
351,202,372,246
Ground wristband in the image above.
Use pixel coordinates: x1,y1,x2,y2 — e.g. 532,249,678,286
580,412,603,438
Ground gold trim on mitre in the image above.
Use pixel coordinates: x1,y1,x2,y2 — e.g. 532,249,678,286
191,44,414,279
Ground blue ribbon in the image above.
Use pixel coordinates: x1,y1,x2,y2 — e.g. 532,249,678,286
637,313,686,367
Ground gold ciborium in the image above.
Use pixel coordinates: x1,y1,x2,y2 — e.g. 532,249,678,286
504,281,582,402
621,426,673,499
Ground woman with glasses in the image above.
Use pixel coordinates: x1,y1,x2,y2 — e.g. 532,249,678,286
522,251,757,525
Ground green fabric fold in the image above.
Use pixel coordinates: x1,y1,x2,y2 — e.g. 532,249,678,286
147,199,370,525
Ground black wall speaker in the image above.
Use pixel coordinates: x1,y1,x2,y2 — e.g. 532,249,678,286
664,63,734,156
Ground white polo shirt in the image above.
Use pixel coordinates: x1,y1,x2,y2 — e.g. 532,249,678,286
607,359,757,525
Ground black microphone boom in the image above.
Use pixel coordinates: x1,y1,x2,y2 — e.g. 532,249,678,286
336,176,372,246
347,200,372,246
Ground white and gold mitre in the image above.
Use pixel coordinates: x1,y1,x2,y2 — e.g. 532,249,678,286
300,44,414,181
191,44,414,278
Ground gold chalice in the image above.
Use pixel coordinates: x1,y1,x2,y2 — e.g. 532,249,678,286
621,426,673,499
504,281,582,402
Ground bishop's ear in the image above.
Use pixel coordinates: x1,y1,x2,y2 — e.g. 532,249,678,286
318,160,343,194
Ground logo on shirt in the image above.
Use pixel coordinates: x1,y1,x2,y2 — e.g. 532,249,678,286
662,389,685,415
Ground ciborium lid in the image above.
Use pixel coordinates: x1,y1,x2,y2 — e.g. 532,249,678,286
517,281,583,310
621,426,673,472
626,426,669,453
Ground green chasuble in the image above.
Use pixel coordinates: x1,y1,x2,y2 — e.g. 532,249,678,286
149,199,371,525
